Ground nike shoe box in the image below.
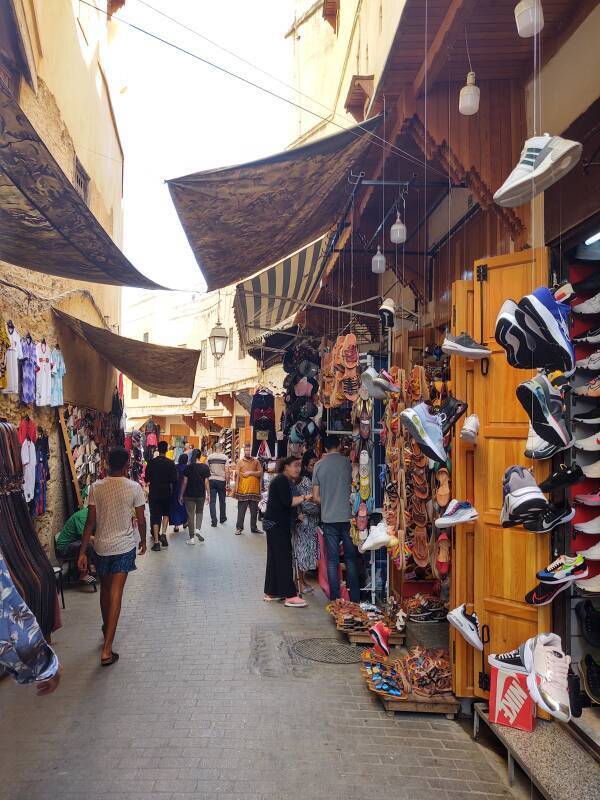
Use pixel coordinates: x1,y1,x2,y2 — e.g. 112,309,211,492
489,666,535,732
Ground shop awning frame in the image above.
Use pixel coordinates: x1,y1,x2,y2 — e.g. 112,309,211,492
0,82,161,289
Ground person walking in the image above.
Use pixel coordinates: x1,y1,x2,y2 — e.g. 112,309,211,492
312,435,360,602
144,440,178,551
179,449,210,545
183,442,194,463
234,443,262,535
263,456,310,608
207,442,229,527
293,450,320,594
169,454,188,532
78,447,147,666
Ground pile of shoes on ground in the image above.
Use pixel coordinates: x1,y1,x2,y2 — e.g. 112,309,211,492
403,593,447,623
361,645,452,701
325,599,405,634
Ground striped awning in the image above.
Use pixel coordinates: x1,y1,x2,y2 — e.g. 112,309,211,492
233,236,327,347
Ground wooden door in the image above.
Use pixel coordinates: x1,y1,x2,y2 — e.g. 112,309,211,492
472,249,551,700
450,280,477,697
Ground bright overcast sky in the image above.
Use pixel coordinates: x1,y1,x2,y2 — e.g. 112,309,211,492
108,0,297,296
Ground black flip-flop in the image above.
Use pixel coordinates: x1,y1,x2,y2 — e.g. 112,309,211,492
101,652,119,667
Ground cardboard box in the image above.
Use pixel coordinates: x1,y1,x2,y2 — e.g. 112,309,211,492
489,666,535,732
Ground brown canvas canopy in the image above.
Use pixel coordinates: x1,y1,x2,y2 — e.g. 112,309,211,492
167,116,382,291
0,82,160,290
53,309,200,398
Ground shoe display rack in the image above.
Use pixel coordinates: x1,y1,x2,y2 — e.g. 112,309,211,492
326,599,406,646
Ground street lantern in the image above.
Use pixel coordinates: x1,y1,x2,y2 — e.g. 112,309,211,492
208,320,228,360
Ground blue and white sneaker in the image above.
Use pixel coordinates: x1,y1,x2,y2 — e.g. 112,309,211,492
515,287,575,375
400,402,446,463
435,500,478,528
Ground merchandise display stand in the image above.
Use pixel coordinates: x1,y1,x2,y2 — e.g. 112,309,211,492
338,625,405,647
375,691,460,719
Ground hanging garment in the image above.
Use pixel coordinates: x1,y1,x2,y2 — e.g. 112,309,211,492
17,418,37,446
33,434,50,516
20,336,36,404
0,315,10,391
2,325,22,395
35,342,52,406
21,438,36,502
50,347,66,407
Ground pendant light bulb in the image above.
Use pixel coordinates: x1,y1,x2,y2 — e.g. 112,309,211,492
371,245,386,274
390,212,407,244
514,0,544,38
459,71,480,116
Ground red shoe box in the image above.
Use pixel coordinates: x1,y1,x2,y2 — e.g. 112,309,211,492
489,666,535,732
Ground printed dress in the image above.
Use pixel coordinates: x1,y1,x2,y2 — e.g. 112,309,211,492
35,342,52,406
50,347,66,407
2,325,21,394
20,337,36,404
0,316,10,390
292,474,320,572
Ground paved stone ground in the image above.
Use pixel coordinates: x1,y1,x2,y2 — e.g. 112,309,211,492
1,499,516,800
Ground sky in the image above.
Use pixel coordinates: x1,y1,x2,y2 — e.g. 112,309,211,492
108,0,297,304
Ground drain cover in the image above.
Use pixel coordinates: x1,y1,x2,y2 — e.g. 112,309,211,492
291,638,363,664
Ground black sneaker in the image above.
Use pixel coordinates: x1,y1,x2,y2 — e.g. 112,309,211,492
538,463,584,493
578,654,600,704
437,395,468,434
525,581,570,606
151,542,161,552
573,324,600,344
195,532,205,542
160,534,169,547
573,406,600,424
211,522,217,528
488,645,528,675
523,504,575,533
576,600,600,647
568,666,584,717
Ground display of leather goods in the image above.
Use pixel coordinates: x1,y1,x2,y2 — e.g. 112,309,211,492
63,405,115,499
0,420,56,636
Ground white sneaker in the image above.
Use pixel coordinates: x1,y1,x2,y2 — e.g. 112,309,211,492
573,292,600,315
447,604,483,651
494,134,582,208
576,351,600,371
359,521,391,552
522,633,571,722
582,460,600,479
460,414,479,443
577,541,600,560
435,500,478,528
186,537,196,545
574,514,600,535
576,574,600,593
524,423,566,460
575,431,600,452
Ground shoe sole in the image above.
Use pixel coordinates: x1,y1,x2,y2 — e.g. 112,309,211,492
576,362,600,372
574,332,600,344
435,510,478,528
487,653,528,675
442,341,490,358
516,294,573,372
574,522,600,535
495,304,536,368
516,379,569,447
447,610,483,651
400,408,446,463
574,413,600,424
494,141,583,207
538,570,588,585
575,496,600,506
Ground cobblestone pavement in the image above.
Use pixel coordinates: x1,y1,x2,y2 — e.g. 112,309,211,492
1,500,515,800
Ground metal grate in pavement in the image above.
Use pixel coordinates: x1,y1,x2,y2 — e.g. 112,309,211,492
291,637,363,664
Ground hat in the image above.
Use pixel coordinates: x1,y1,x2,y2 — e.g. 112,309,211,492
379,297,395,328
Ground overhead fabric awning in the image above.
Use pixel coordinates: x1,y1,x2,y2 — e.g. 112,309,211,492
167,115,382,290
234,236,327,347
53,309,200,398
0,82,161,289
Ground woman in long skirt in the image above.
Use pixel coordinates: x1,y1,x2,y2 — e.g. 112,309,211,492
263,456,311,608
169,454,188,532
293,450,320,594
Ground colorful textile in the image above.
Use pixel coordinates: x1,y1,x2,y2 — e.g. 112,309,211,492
35,342,52,406
293,474,320,572
0,315,10,390
3,325,22,395
0,547,59,684
50,347,66,407
17,418,37,445
20,336,36,404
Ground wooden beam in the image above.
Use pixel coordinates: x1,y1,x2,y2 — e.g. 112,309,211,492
413,0,480,98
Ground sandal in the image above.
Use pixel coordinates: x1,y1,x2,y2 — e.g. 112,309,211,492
101,652,119,667
412,526,429,567
435,467,450,507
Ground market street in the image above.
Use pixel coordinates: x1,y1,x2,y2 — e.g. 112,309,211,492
1,501,514,800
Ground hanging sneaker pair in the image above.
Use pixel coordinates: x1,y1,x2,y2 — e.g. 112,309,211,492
524,423,573,460
516,372,570,448
400,402,446,463
495,288,574,374
434,500,478,528
488,633,571,722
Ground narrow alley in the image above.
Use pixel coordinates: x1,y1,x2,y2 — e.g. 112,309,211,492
2,502,513,800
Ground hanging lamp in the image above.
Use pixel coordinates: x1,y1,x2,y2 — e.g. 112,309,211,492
514,0,544,38
208,319,228,360
371,246,386,274
459,71,480,116
390,212,407,244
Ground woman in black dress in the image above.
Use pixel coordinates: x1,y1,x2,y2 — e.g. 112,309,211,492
263,456,312,607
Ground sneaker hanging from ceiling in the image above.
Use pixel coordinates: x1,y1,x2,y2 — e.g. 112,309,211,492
400,402,447,463
516,373,570,448
493,134,582,208
536,554,588,585
515,287,574,375
441,332,491,359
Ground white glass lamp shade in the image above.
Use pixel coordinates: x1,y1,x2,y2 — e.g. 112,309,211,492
514,0,544,38
371,246,386,274
390,212,407,244
459,72,480,116
208,320,228,359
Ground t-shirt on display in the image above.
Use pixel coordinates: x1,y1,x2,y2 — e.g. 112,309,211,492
88,476,146,556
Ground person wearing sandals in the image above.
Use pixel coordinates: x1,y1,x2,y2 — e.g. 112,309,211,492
293,450,319,593
263,456,311,607
234,444,262,535
78,447,147,666
179,449,210,545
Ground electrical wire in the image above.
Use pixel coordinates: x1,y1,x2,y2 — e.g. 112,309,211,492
80,0,447,177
